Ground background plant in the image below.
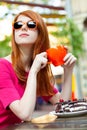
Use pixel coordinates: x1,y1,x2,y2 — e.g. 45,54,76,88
51,18,84,60
0,36,11,57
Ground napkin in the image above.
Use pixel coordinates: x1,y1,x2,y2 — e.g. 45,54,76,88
31,113,57,124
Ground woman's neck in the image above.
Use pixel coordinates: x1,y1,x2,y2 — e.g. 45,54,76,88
19,44,34,71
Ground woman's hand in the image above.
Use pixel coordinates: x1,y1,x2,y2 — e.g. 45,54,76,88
31,52,48,74
62,53,77,71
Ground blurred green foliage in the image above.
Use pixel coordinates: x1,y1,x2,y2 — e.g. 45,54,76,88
51,18,84,60
0,36,11,57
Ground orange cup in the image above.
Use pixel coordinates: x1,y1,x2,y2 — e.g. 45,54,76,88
46,45,67,66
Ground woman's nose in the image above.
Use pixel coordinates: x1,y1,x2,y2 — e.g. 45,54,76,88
21,23,28,31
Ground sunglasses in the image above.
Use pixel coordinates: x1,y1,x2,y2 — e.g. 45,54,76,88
13,20,37,30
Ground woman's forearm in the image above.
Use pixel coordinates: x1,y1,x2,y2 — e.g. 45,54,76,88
60,69,73,100
10,69,37,121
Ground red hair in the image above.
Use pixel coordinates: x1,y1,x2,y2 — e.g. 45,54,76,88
11,10,55,96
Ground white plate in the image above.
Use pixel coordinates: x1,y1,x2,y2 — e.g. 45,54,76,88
50,110,87,118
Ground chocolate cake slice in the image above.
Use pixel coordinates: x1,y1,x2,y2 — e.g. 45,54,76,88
55,98,87,113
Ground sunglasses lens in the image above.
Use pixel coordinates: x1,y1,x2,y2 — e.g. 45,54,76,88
27,21,36,29
14,22,23,29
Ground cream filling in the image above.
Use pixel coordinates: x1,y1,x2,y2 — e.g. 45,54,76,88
70,106,87,112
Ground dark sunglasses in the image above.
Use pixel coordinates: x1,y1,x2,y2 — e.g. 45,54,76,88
13,20,37,30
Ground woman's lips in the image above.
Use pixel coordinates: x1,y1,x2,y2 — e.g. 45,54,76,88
19,33,29,37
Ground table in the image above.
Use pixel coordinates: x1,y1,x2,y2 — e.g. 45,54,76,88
1,111,87,130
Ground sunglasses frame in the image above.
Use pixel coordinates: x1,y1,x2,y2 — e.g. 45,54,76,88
13,20,37,30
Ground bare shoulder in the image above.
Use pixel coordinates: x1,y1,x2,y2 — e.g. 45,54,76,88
4,55,12,63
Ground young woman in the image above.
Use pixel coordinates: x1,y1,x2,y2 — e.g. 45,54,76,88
0,10,76,128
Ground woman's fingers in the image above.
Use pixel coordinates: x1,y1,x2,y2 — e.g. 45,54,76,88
32,52,48,73
64,53,76,66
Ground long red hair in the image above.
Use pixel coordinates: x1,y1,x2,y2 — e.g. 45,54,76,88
11,10,55,96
